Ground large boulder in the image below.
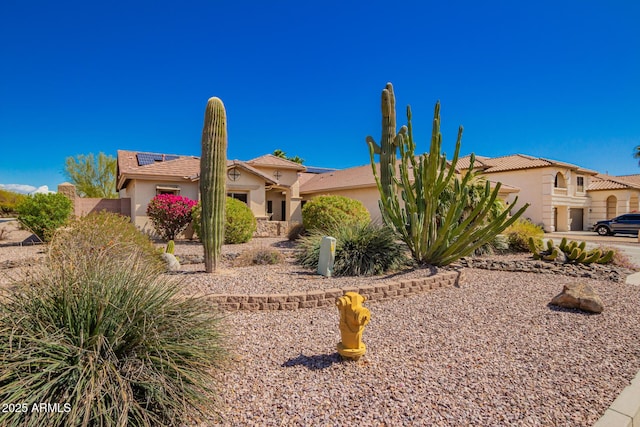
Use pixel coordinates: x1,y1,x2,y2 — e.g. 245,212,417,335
550,283,603,313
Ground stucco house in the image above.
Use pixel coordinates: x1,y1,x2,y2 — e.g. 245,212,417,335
588,174,640,220
116,150,306,233
116,149,640,235
454,154,640,232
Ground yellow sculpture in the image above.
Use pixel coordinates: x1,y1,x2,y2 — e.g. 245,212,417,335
336,292,371,360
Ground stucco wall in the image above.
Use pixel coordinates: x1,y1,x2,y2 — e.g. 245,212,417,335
128,180,200,234
487,169,544,225
589,189,640,223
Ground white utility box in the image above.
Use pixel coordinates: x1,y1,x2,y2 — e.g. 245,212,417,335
318,236,336,277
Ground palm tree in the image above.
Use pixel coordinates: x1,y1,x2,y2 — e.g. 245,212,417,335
272,149,304,164
635,146,640,166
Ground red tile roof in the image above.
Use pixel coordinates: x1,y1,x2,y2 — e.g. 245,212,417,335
588,174,640,191
299,161,519,194
117,150,277,190
457,154,598,174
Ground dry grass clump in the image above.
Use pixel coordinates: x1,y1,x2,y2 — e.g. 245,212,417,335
234,247,284,266
0,214,228,427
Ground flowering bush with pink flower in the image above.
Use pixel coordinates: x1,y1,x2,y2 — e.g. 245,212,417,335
146,194,198,240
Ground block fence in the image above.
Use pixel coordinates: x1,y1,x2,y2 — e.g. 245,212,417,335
204,270,464,311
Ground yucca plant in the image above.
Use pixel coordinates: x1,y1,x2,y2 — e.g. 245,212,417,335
367,84,529,266
0,244,227,426
296,223,409,276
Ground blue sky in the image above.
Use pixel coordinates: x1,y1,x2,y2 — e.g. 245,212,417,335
1,0,639,193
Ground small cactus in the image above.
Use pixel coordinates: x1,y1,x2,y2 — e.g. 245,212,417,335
165,240,175,255
528,237,615,265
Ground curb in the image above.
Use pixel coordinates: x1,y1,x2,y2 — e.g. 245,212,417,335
593,371,640,426
204,270,463,311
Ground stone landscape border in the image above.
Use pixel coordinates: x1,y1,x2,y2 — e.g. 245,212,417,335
204,270,463,311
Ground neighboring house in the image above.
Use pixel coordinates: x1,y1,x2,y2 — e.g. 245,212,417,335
588,174,640,220
116,150,306,232
457,157,640,231
298,162,519,224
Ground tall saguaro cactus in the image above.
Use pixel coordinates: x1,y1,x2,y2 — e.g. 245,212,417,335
366,82,401,201
200,97,227,273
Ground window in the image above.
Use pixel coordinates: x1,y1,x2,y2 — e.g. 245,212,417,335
576,176,584,192
267,200,273,214
227,192,248,204
554,173,566,188
156,185,180,195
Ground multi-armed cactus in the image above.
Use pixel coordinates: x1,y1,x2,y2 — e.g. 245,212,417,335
528,237,614,264
200,97,227,273
368,83,529,266
366,82,401,201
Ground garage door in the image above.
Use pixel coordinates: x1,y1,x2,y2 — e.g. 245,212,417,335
570,208,584,231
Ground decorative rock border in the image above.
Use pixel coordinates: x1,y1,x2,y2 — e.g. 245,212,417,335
205,270,463,311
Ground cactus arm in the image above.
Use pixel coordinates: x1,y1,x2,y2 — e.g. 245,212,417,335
578,241,586,251
543,247,560,261
597,250,614,264
366,136,381,154
583,250,602,264
568,247,580,260
559,237,568,251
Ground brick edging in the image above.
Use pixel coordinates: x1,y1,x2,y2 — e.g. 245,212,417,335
206,269,464,311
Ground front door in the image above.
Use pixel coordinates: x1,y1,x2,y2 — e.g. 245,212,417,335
281,200,286,221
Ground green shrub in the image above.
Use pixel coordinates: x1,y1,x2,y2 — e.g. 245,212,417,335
297,223,409,276
503,219,544,252
287,222,306,241
0,189,26,216
48,211,163,271
235,247,284,266
302,195,370,232
192,197,257,244
16,192,72,242
0,246,227,426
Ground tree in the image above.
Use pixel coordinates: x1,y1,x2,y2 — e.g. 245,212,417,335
272,149,304,164
64,152,117,198
634,145,640,166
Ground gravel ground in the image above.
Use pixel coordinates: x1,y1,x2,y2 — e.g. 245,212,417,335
2,236,640,426
206,269,640,427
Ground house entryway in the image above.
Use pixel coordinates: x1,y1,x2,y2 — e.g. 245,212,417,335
569,208,584,231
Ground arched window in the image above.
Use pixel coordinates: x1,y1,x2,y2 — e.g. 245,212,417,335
554,172,567,188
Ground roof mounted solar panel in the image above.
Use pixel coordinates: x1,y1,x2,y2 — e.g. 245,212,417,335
137,153,180,166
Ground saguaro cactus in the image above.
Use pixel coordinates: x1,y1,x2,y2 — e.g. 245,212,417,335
366,82,400,201
200,97,227,273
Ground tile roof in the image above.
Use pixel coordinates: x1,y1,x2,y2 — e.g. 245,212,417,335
299,161,519,194
588,174,640,191
456,154,598,174
246,154,306,171
117,150,277,189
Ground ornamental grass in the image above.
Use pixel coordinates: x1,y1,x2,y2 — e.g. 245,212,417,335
0,221,228,427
